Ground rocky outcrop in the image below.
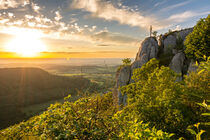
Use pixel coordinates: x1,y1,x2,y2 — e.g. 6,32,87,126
162,28,193,55
116,37,159,106
132,37,159,70
116,65,131,106
169,52,185,81
114,28,195,107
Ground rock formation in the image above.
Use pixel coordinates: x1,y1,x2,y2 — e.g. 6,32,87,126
115,28,196,106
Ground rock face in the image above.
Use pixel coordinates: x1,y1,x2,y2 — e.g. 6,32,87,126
114,28,195,107
169,52,186,81
162,28,193,55
132,37,158,71
116,37,159,106
116,66,131,106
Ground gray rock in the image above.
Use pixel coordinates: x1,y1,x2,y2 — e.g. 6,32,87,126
116,65,131,106
164,35,176,54
169,52,185,81
114,28,194,107
136,37,159,61
131,37,159,82
163,28,193,54
175,28,193,41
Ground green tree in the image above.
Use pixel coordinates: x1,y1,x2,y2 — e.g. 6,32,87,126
122,58,131,65
184,15,210,61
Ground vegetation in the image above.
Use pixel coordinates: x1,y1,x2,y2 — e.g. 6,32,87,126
185,14,210,61
152,31,158,37
0,68,97,129
175,34,185,50
117,58,132,71
122,58,132,65
1,15,210,140
0,58,209,139
0,92,173,139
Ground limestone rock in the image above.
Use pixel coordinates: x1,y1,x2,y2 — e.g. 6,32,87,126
135,37,159,61
116,65,131,106
164,35,176,54
169,52,185,81
175,28,193,41
114,28,194,107
163,28,193,55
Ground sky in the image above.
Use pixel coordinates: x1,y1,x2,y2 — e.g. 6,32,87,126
0,0,209,58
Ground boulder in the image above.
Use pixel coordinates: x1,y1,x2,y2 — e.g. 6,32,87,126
169,52,185,81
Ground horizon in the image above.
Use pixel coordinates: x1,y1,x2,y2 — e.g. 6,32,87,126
0,0,209,58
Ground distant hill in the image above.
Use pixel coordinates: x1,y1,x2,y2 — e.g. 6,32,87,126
0,67,90,129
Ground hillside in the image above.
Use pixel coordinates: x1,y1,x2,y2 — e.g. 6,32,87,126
0,16,209,139
0,67,90,129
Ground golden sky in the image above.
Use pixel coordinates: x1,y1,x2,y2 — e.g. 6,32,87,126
0,0,209,58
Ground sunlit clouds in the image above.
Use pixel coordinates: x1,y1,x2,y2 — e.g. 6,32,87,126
71,0,165,30
0,0,209,58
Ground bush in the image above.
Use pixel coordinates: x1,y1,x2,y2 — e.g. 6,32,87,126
184,15,210,61
121,58,208,138
0,91,173,139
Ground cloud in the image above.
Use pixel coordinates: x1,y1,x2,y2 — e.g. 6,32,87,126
160,0,192,12
91,31,138,45
71,0,165,30
55,11,62,21
168,11,210,22
154,0,167,7
0,0,29,10
31,2,40,13
97,44,110,47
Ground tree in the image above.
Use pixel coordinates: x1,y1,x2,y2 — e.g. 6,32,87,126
184,15,210,61
152,31,158,37
122,58,131,65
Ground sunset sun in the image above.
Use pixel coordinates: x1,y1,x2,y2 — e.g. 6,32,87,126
5,29,47,57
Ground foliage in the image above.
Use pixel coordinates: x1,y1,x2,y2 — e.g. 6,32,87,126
187,123,206,140
184,14,210,61
121,58,209,138
0,92,173,139
175,34,185,50
0,68,92,129
186,100,210,140
152,31,158,37
122,58,132,65
117,58,132,71
185,58,210,140
183,56,210,101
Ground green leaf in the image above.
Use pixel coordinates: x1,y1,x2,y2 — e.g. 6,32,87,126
187,128,196,135
201,113,210,116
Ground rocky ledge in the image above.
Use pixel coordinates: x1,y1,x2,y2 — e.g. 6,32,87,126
114,28,198,106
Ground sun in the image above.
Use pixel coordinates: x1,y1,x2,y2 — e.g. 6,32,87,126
5,28,47,57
